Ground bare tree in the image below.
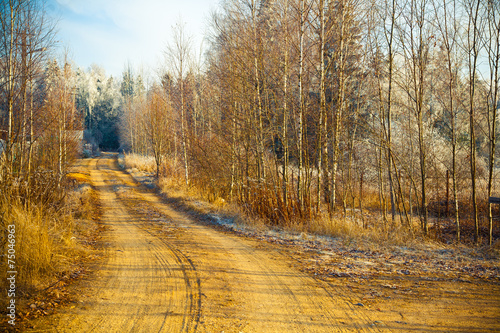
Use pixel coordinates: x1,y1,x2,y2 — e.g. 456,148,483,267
384,0,397,223
398,0,434,234
324,0,362,216
279,0,292,211
296,0,310,213
464,0,483,243
433,0,462,240
485,0,500,246
144,84,170,178
167,18,193,187
0,0,54,173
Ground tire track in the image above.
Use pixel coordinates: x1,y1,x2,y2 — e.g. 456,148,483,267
29,155,200,332
94,154,201,332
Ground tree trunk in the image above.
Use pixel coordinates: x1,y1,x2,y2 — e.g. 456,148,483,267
317,0,327,214
467,0,481,243
297,0,306,213
487,0,499,246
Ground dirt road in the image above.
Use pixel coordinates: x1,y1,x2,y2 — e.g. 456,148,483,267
28,154,499,332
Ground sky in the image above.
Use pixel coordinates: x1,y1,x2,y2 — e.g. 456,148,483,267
45,0,220,79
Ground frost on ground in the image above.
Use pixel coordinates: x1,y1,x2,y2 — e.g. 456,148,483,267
211,213,499,282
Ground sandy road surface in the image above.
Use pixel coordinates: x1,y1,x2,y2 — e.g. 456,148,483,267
30,153,382,332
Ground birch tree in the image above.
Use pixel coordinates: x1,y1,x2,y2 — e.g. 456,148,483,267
485,0,499,246
167,19,193,187
433,0,462,240
464,0,483,243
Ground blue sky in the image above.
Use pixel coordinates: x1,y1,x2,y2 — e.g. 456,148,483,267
45,0,220,79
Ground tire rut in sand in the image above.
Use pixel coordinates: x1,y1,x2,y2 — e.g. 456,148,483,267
29,155,200,332
94,155,201,332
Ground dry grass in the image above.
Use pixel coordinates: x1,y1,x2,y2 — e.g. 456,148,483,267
0,172,97,313
66,172,91,184
0,201,77,304
123,153,156,174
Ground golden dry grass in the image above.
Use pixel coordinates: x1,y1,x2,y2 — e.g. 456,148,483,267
123,153,156,174
0,172,96,312
66,172,91,183
0,201,77,300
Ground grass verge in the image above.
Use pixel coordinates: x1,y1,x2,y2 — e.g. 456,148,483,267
121,154,500,257
0,170,102,331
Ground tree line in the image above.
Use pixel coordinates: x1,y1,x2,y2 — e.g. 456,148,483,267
120,0,499,245
1,0,128,203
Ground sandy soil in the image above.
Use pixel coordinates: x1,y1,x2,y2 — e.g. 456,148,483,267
26,153,500,332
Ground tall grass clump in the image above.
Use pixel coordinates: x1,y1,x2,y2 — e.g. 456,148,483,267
0,168,91,312
123,153,156,174
1,200,62,288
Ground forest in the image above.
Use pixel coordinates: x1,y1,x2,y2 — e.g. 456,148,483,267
118,0,500,246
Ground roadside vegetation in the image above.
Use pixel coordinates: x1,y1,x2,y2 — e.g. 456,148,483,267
0,171,99,315
121,152,500,254
118,0,500,249
0,1,102,328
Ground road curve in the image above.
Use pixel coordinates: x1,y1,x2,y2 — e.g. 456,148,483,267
30,153,380,332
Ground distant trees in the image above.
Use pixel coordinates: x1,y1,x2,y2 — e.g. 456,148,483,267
119,0,499,244
119,66,147,155
75,65,123,150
